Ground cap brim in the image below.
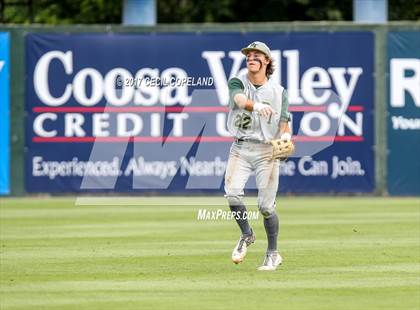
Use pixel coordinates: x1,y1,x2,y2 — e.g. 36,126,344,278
241,47,269,57
241,47,257,55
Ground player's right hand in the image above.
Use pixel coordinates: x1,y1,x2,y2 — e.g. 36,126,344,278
253,101,275,118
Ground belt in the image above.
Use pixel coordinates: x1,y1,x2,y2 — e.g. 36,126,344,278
235,137,266,144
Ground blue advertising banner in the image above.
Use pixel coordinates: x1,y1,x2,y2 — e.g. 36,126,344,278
0,32,10,195
25,32,374,193
387,32,420,196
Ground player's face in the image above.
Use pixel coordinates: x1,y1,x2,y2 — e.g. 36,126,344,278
246,51,269,73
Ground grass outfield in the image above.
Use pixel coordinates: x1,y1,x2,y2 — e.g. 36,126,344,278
0,197,419,310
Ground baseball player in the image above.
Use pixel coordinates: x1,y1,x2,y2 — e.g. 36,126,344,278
224,41,294,271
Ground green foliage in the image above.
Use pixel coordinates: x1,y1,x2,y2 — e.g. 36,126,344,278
0,0,419,24
2,0,122,24
389,0,420,20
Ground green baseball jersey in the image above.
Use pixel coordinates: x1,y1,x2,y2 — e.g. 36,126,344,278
227,73,290,142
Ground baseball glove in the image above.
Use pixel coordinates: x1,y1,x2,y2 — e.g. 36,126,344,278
271,139,295,161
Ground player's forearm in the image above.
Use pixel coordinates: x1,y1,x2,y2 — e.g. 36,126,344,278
279,121,291,135
277,121,292,140
233,93,275,118
233,93,254,111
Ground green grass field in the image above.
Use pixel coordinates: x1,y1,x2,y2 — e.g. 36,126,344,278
0,197,419,310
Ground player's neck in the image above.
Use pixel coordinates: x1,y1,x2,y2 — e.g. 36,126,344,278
247,71,267,86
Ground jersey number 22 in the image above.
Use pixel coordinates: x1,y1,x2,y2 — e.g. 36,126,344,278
234,113,252,130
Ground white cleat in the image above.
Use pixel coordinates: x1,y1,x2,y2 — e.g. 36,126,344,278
231,230,255,264
257,251,282,271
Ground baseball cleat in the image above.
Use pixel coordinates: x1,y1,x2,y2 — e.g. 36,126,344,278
257,251,282,271
231,230,255,264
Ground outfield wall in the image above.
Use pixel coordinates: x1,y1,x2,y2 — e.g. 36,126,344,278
0,22,419,196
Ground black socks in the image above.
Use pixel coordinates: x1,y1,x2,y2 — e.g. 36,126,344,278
229,204,252,235
263,212,279,252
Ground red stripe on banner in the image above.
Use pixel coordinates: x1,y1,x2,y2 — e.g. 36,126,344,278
293,136,364,142
32,135,363,143
289,105,364,112
333,136,364,142
32,106,230,113
347,106,364,112
32,105,364,113
32,136,235,143
289,106,327,112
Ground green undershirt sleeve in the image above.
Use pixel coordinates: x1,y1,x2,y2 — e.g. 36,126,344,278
228,78,245,109
280,89,291,122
